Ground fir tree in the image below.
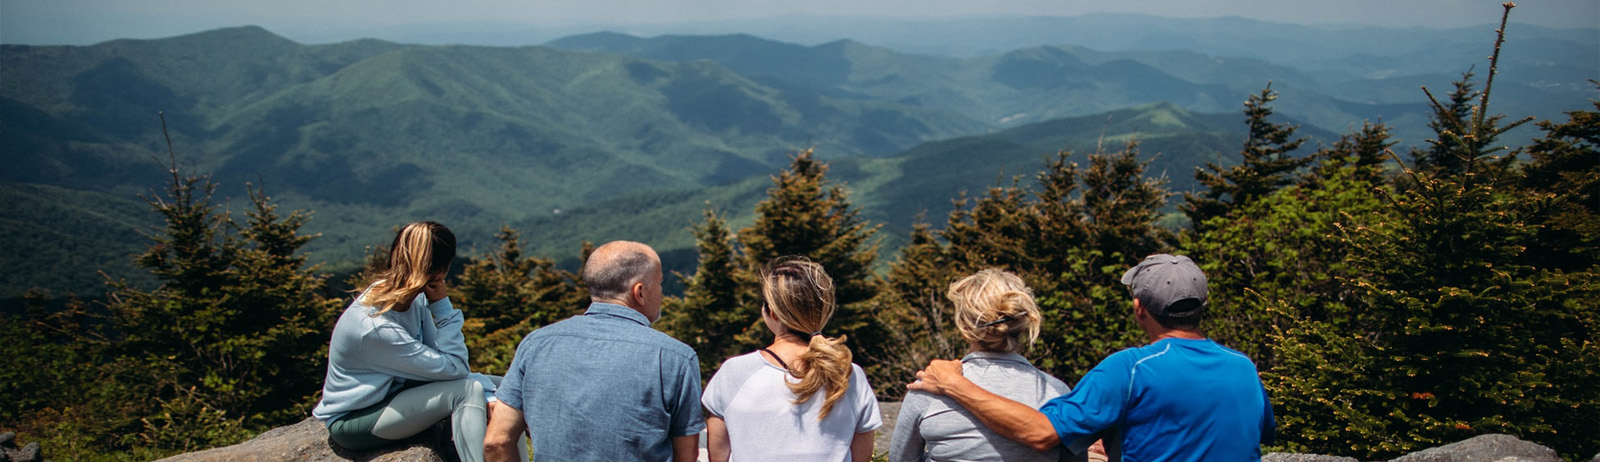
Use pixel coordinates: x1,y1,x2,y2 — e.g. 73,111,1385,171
657,206,761,376
1307,120,1395,186
878,144,1169,383
1183,83,1311,232
1081,140,1174,268
736,149,883,366
1518,88,1600,271
99,148,338,454
871,219,966,388
456,226,585,374
1267,7,1600,458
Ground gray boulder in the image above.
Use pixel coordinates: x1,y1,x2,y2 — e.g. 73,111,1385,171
154,417,455,462
875,401,901,452
0,432,44,462
1388,434,1560,462
1263,454,1359,462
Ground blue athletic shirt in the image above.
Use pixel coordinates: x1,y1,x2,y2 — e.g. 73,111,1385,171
1039,338,1275,462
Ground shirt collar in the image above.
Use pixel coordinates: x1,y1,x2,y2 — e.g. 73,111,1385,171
584,302,652,327
961,350,1032,366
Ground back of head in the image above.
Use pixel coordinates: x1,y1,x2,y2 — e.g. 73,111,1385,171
363,221,456,314
1120,254,1208,330
583,241,659,303
948,268,1042,353
760,257,852,420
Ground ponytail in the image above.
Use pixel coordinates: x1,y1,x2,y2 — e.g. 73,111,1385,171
361,221,456,314
790,333,853,419
760,257,854,420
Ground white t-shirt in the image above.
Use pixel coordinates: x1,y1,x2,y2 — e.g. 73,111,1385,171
702,351,883,462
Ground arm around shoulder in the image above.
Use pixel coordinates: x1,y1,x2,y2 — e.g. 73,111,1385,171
908,359,1060,451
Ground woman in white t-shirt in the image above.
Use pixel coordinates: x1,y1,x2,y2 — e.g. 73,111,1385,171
702,257,882,462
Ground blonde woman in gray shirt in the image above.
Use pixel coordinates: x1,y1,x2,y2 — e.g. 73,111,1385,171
891,269,1082,462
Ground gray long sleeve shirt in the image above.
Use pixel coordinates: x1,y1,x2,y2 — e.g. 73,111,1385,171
891,351,1071,462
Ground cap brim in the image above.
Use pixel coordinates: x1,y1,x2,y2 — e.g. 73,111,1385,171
1120,265,1140,285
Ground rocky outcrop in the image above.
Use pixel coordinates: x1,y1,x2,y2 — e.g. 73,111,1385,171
154,417,455,462
155,404,1585,462
0,432,44,462
1387,434,1561,462
1263,454,1358,462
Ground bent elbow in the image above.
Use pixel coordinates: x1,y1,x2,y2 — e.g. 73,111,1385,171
1023,430,1060,452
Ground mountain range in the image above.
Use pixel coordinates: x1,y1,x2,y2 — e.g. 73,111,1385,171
1,20,1593,298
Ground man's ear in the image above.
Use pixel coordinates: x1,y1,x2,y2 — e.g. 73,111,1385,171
1132,298,1149,320
630,281,645,304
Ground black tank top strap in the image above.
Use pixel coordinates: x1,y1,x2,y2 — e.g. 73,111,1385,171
757,347,791,371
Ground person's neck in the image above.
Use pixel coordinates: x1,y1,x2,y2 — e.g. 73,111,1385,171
592,298,639,312
1148,329,1205,342
770,332,809,350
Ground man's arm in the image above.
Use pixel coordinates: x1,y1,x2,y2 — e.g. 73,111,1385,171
671,434,699,462
484,401,527,462
907,359,1061,451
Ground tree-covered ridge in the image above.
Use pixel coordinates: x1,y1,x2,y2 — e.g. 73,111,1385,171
5,17,1593,298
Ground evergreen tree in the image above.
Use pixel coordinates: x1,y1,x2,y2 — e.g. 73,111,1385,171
99,159,338,454
657,206,761,376
877,144,1169,384
456,226,585,374
1518,89,1600,271
871,219,966,388
1183,83,1311,231
1081,141,1175,267
1267,8,1600,458
736,149,883,367
1307,120,1395,186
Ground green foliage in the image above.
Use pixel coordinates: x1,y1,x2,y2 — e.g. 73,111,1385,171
660,150,885,383
1184,83,1312,232
1188,162,1391,367
1,148,341,459
1266,11,1600,459
1518,88,1600,271
657,206,762,376
456,226,587,375
874,142,1170,389
737,149,885,359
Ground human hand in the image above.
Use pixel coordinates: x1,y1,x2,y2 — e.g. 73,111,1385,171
906,359,967,396
422,272,448,304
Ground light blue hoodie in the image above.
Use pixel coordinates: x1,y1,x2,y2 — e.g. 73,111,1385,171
312,290,469,423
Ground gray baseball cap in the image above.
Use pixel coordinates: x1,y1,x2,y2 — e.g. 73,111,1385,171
1120,254,1208,318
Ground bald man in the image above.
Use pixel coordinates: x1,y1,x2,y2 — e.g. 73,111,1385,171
484,241,705,462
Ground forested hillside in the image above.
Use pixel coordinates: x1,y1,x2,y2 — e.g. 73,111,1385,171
6,21,1591,297
3,6,1598,461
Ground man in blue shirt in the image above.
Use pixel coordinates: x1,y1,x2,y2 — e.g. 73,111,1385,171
908,254,1275,462
485,241,705,462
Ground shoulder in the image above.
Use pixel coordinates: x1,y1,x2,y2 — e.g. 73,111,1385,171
1211,341,1259,364
646,328,697,360
708,352,766,383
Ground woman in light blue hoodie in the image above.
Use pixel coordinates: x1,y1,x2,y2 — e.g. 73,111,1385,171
312,221,519,462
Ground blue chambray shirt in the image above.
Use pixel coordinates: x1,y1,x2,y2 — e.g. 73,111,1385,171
500,302,706,461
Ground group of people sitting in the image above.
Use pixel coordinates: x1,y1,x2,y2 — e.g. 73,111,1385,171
311,221,1275,462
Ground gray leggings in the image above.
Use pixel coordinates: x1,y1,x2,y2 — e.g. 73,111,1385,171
328,377,527,462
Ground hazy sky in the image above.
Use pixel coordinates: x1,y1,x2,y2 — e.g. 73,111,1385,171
4,0,1597,45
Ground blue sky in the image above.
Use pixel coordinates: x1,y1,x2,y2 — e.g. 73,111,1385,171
3,0,1596,45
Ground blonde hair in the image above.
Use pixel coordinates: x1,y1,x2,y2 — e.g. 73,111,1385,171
760,257,853,420
361,221,456,314
948,269,1041,353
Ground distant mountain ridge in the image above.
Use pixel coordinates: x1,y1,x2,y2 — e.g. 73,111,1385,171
1,23,1591,298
